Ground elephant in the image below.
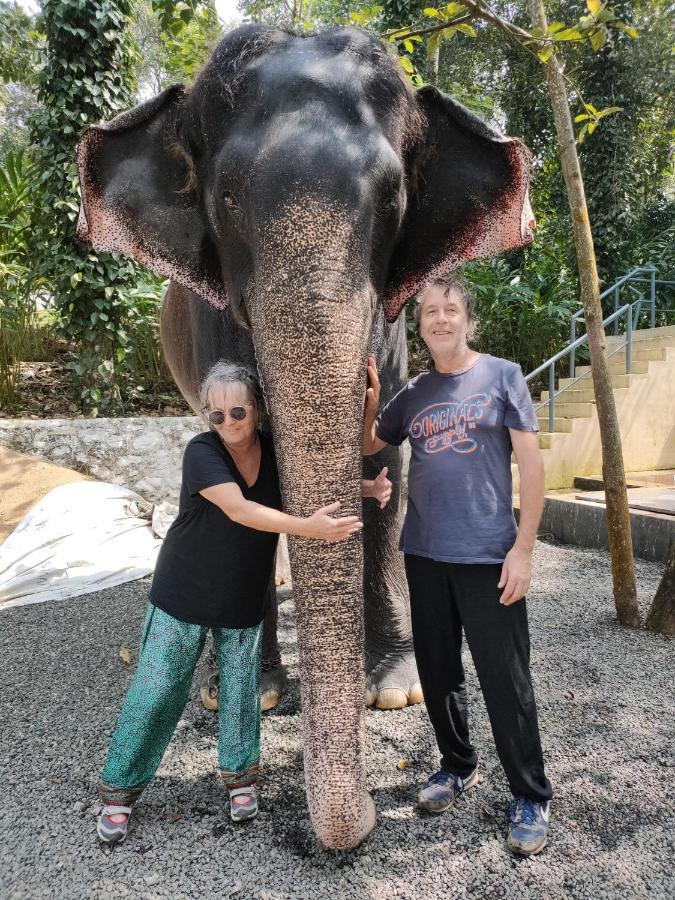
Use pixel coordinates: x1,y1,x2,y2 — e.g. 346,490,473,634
76,24,534,849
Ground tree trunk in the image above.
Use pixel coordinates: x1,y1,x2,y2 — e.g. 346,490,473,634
527,0,640,627
645,543,675,636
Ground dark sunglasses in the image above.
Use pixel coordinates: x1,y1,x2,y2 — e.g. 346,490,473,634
204,405,250,425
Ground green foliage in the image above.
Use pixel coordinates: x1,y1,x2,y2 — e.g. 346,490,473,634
377,0,635,140
0,2,44,156
240,0,355,30
527,0,638,63
0,83,38,156
0,0,220,413
129,0,220,94
161,2,221,81
0,150,55,410
240,0,294,27
427,0,673,336
149,0,221,82
0,1,42,86
573,0,675,285
26,0,145,412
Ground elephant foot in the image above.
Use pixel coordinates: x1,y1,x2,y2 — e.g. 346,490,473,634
365,651,423,710
260,663,288,712
199,649,219,711
311,789,376,851
199,653,288,713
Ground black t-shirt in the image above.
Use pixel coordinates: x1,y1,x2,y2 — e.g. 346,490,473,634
150,430,282,629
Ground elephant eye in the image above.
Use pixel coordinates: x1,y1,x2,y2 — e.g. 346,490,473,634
222,193,246,229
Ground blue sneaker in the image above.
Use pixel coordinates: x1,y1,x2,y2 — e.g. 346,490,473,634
506,797,550,856
417,767,479,813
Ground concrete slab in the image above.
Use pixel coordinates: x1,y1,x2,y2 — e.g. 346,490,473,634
625,469,675,487
576,488,675,516
514,490,674,563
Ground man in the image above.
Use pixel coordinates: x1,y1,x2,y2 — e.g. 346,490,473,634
363,276,552,856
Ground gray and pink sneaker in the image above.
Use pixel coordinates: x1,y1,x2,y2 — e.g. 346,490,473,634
97,804,132,843
229,786,258,822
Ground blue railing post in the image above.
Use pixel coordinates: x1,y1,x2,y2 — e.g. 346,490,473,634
570,316,576,377
633,292,643,330
650,268,656,328
614,285,620,335
548,362,555,433
626,307,633,374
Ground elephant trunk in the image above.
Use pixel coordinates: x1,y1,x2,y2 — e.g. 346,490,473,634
248,253,376,848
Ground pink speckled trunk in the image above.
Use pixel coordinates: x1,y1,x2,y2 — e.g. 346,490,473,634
249,267,376,848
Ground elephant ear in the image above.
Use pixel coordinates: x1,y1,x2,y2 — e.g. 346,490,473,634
382,86,535,323
76,85,226,309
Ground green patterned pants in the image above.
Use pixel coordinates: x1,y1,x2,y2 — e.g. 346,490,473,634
100,604,262,807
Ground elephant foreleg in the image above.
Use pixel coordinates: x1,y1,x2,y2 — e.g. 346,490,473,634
261,574,288,711
362,445,422,710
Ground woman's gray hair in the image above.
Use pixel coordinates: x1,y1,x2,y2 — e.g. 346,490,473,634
199,360,264,428
413,275,479,343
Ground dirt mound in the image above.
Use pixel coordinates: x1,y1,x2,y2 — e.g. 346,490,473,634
0,446,90,543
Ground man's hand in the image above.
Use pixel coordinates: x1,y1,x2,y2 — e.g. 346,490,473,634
498,544,533,605
365,355,381,414
362,355,388,457
363,467,392,508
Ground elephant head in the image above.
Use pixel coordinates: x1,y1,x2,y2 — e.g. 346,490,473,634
76,24,533,849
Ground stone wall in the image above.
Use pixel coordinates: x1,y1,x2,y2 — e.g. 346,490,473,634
0,417,202,504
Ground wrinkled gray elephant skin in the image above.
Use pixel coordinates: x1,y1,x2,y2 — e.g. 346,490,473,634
76,25,534,849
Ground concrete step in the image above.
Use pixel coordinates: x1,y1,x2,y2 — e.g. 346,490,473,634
557,372,635,390
540,389,581,404
538,431,569,450
606,337,675,351
511,448,552,491
537,416,574,433
539,387,625,404
575,359,650,377
541,401,595,418
606,324,675,348
608,347,667,362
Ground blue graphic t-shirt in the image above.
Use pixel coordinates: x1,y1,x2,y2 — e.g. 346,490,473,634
376,354,538,564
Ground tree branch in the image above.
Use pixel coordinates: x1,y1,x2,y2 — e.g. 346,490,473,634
384,14,474,42
453,0,536,43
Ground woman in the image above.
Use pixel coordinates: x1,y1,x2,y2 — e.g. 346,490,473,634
97,360,390,844
363,276,553,857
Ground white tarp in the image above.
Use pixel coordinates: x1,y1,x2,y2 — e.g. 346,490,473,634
0,481,168,610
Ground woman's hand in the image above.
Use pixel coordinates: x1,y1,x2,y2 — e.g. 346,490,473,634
362,467,392,508
303,502,363,542
365,355,381,415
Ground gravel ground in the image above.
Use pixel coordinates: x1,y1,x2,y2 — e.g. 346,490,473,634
1,540,673,900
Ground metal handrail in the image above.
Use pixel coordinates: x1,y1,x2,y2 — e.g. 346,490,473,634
527,301,639,433
524,264,672,435
569,265,657,377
